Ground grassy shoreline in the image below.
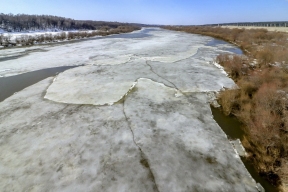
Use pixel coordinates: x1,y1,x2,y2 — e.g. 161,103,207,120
164,26,288,191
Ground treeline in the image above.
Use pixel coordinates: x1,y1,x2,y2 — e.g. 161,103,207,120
0,25,140,47
164,26,288,190
0,13,137,32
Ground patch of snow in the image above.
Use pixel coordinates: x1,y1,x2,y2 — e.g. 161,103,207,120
212,61,228,76
0,30,97,42
0,69,11,72
143,46,200,63
230,139,247,157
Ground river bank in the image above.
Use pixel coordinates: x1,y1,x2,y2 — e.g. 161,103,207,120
164,26,288,191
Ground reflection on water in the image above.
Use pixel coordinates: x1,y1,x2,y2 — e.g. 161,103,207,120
211,107,279,192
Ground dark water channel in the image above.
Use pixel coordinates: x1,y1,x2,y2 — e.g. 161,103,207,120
0,66,78,102
211,107,279,192
0,29,278,191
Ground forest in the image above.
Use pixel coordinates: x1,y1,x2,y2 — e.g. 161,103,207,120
0,13,139,32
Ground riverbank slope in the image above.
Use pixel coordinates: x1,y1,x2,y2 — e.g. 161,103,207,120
164,26,288,191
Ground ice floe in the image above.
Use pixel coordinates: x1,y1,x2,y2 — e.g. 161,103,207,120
0,78,157,191
123,78,258,191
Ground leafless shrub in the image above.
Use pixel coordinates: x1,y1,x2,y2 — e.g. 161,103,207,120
218,88,239,115
257,48,275,67
216,54,247,80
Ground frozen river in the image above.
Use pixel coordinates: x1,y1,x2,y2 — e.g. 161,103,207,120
0,28,263,191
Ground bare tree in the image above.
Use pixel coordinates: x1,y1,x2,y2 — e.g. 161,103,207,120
0,13,139,32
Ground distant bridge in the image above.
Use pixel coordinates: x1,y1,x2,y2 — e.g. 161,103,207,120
204,21,288,27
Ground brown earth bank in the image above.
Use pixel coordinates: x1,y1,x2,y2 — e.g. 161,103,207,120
163,26,288,191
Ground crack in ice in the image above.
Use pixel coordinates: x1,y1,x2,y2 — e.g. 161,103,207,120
122,90,160,192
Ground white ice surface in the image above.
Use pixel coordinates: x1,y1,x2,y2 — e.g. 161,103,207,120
124,78,258,191
0,78,157,192
42,28,235,105
0,28,212,77
0,28,260,191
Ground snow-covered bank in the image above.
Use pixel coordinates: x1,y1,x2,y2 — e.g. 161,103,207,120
0,30,96,38
0,30,98,47
0,26,140,48
0,28,262,191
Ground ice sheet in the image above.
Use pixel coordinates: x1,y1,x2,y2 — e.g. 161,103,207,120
0,28,261,191
0,78,157,192
124,78,258,191
0,28,213,77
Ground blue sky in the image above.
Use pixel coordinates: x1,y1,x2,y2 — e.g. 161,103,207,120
1,0,288,25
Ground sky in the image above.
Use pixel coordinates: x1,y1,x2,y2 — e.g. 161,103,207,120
1,0,288,25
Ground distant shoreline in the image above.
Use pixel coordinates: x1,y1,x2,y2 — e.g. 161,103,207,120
0,26,141,49
221,26,288,33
